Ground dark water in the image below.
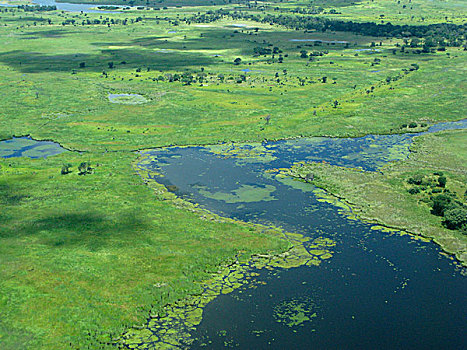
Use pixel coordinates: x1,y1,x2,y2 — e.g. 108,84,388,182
137,120,467,349
0,136,65,158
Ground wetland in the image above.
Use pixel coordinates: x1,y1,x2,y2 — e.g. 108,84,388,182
0,0,465,348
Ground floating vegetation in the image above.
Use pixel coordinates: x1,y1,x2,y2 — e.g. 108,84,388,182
197,184,277,204
204,143,277,164
273,297,317,328
108,93,148,104
121,234,334,348
122,159,337,348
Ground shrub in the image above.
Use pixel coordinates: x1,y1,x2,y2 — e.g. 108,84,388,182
437,176,447,188
61,164,72,175
407,174,424,185
431,194,453,216
443,206,467,230
408,187,420,194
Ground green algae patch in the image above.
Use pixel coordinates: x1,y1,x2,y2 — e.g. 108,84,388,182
120,232,335,349
204,143,277,165
273,297,317,328
198,184,277,204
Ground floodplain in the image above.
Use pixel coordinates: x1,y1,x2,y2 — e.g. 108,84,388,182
0,0,465,348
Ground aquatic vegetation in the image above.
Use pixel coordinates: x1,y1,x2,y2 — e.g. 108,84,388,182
273,297,317,328
204,143,277,165
0,1,466,348
285,129,467,265
197,184,277,204
120,232,335,348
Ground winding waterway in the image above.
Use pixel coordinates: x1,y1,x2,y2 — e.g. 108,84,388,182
134,120,467,349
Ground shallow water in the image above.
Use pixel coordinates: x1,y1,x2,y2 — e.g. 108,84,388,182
0,137,66,158
108,93,148,104
0,0,120,13
135,120,467,349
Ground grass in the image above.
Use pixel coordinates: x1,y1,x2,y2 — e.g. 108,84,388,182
0,1,465,348
286,129,467,265
0,10,465,151
0,151,288,348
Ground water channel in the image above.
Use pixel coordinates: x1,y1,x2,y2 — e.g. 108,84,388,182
132,120,467,349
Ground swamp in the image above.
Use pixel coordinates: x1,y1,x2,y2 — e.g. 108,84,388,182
0,0,465,349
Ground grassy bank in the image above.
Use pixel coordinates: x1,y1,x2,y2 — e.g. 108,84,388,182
0,151,288,348
286,129,467,265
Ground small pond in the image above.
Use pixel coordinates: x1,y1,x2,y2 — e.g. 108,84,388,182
0,137,66,158
108,93,148,104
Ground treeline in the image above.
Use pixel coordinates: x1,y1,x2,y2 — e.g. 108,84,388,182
183,10,466,48
16,5,57,12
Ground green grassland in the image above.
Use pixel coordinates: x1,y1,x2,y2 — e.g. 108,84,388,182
286,129,467,264
0,9,465,150
0,1,466,348
0,151,289,348
50,0,467,25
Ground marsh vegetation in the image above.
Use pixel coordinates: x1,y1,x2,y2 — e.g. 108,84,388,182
0,0,465,348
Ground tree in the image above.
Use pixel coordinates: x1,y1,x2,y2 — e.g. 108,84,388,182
443,206,467,230
438,176,447,188
61,164,72,175
79,62,85,68
78,162,93,175
108,62,114,69
181,72,193,85
233,57,242,65
431,194,453,216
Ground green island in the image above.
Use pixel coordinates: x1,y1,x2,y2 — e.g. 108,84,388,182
0,0,466,348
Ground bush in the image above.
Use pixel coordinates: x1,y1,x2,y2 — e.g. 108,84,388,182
437,176,447,188
61,164,72,175
431,194,453,216
443,206,467,230
407,174,424,185
78,162,93,175
408,122,418,128
408,187,420,194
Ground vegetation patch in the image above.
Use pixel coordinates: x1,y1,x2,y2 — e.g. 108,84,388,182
273,297,317,328
197,184,277,203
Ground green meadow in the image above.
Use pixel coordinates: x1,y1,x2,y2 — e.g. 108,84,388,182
0,0,465,348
